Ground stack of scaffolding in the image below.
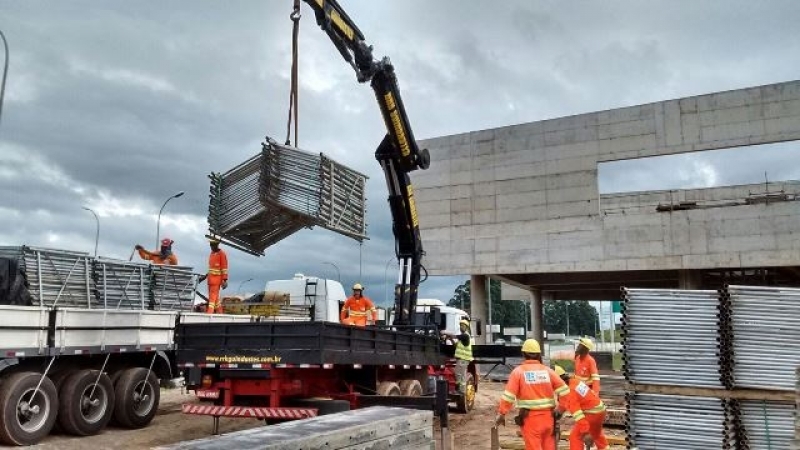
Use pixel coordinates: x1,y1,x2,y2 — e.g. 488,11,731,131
208,138,368,256
626,393,735,449
0,247,198,311
0,246,92,308
621,288,725,388
622,285,798,449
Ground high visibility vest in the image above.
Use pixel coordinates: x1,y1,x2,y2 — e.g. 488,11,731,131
454,336,473,362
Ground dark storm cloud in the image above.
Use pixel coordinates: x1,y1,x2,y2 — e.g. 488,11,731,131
1,1,799,305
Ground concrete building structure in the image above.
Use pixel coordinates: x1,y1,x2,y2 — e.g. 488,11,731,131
414,80,800,343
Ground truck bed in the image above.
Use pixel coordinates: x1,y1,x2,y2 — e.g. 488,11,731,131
175,321,444,367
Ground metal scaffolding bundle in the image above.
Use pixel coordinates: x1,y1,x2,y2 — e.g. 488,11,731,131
0,246,92,308
208,138,368,255
730,399,794,450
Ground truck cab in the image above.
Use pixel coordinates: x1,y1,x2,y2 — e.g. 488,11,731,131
263,273,346,322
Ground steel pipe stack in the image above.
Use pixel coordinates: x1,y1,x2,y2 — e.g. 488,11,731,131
621,288,727,388
725,285,800,391
0,246,93,308
733,400,794,450
626,393,736,449
208,138,367,256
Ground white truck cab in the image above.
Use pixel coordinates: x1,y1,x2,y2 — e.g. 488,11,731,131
264,273,347,322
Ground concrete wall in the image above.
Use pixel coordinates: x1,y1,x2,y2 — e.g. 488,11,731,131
414,80,800,276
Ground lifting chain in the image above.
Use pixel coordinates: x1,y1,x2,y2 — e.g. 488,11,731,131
285,0,301,147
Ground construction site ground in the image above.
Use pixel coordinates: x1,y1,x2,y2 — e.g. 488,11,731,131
32,380,626,449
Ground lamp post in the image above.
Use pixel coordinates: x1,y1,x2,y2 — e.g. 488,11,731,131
237,278,253,294
566,301,570,337
383,257,395,305
322,261,340,283
155,191,184,248
82,207,99,257
0,29,8,128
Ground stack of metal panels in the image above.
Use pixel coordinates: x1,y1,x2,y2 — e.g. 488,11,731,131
626,393,735,449
725,285,800,391
732,400,794,450
148,265,197,311
0,246,93,308
208,138,367,256
621,288,725,388
92,259,149,309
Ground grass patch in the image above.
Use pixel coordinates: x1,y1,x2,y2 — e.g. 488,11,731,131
613,352,622,372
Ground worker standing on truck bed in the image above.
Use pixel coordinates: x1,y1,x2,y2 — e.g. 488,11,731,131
554,364,608,450
449,319,473,394
495,339,569,450
135,238,179,265
197,237,228,314
574,337,600,394
340,283,377,326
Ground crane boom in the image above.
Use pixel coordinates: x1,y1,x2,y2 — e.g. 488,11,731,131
301,0,430,327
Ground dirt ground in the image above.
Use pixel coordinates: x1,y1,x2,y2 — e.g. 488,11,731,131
31,383,626,449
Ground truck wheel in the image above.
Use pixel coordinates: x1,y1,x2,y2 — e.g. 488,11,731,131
399,380,423,397
0,371,59,446
455,373,476,413
290,399,350,416
58,370,115,436
376,381,401,396
113,368,159,429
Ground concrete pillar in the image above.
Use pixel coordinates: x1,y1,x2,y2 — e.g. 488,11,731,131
470,275,489,344
679,269,702,290
530,289,544,347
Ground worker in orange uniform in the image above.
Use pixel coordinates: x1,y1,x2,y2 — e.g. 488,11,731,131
554,364,608,450
495,339,569,450
135,238,179,265
197,237,228,314
340,283,377,326
574,337,600,394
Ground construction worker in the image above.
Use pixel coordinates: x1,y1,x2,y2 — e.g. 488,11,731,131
574,337,600,394
450,320,473,394
135,238,178,265
197,237,228,314
340,283,377,326
555,365,608,450
495,339,569,450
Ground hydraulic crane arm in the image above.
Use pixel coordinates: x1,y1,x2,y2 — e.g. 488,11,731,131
301,0,430,327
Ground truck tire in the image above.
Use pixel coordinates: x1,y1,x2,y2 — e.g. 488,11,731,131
0,371,59,446
455,372,476,414
399,379,423,397
376,381,401,396
113,368,159,429
57,370,115,436
290,399,350,416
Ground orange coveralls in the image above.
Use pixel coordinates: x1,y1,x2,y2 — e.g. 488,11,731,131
340,295,377,326
205,249,228,314
574,354,601,394
497,360,569,450
559,378,608,450
137,249,178,265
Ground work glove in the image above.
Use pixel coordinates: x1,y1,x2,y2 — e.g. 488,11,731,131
582,433,594,447
222,280,228,290
197,274,207,283
134,244,143,250
494,414,505,427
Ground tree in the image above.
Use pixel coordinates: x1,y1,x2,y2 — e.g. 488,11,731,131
448,279,527,336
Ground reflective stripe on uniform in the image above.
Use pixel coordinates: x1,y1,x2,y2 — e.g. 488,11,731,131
572,409,586,421
590,374,601,380
516,397,556,410
347,310,368,316
585,402,606,414
501,390,516,403
555,384,569,397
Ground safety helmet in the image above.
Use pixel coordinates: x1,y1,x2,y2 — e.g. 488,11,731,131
578,337,595,351
459,320,470,329
553,365,566,377
521,339,541,354
161,238,174,247
208,236,221,244
352,283,364,291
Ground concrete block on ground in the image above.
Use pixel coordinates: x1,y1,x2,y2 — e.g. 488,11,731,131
159,407,434,450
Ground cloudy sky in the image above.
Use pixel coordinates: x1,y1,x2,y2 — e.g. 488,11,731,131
2,1,799,307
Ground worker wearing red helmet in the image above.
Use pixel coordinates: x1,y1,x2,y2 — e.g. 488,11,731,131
197,237,228,314
135,238,179,265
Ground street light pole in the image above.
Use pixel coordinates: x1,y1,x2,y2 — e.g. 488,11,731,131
82,207,99,257
237,278,253,294
566,301,570,337
156,191,184,248
383,257,395,305
322,261,340,283
0,29,9,128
